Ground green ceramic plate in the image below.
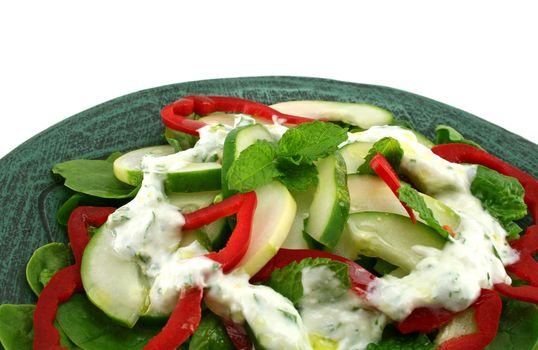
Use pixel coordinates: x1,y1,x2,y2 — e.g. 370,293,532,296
1,76,537,307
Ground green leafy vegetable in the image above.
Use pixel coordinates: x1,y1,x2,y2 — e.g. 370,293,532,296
0,305,79,350
486,299,538,350
366,325,434,350
165,128,198,152
0,304,35,350
265,258,350,305
471,165,528,239
53,158,138,199
358,137,403,174
435,124,483,149
189,311,235,350
277,121,348,165
25,243,73,296
398,183,452,239
277,162,318,192
226,140,281,193
227,122,347,193
56,294,162,350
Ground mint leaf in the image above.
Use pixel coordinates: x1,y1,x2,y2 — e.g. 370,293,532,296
277,121,348,165
471,165,527,238
358,137,403,174
278,162,318,192
397,183,451,239
226,140,281,193
435,124,483,149
366,325,434,350
265,258,350,305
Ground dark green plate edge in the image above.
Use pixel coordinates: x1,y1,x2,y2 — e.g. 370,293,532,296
1,75,537,305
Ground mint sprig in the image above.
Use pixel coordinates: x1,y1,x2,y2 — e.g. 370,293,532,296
397,183,452,240
358,137,403,174
227,122,347,193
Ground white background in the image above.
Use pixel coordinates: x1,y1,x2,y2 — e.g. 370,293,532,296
1,1,537,158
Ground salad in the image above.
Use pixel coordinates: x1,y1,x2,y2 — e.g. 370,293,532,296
0,95,537,350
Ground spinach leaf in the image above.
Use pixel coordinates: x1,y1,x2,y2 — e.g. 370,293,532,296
164,128,198,152
471,165,528,239
25,242,73,296
486,299,538,350
56,294,162,350
265,258,350,305
435,124,483,149
189,311,235,350
0,304,34,350
0,305,79,350
52,158,138,199
56,192,127,226
366,325,434,350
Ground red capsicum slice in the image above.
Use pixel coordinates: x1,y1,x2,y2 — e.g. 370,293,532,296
161,95,314,136
432,143,538,303
183,191,257,273
222,319,253,350
143,287,203,350
437,289,502,350
370,153,417,224
34,206,115,350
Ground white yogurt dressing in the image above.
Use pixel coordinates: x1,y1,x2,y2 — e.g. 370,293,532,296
348,126,518,320
300,265,387,350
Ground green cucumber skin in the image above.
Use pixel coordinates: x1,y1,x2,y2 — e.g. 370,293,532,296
165,168,221,192
306,152,350,248
221,126,242,198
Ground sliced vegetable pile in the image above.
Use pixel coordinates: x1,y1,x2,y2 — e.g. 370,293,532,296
1,95,537,350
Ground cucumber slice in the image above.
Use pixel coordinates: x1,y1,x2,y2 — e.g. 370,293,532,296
113,145,175,185
304,152,350,249
270,100,393,129
347,174,461,231
339,141,373,174
235,181,297,276
198,112,236,127
81,226,147,328
167,190,220,212
113,145,221,192
164,163,222,192
282,189,315,249
346,212,446,272
435,308,477,346
221,124,274,197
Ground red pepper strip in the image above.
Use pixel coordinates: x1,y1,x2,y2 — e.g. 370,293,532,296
504,225,538,286
251,248,376,297
222,319,253,350
34,206,115,350
397,307,454,334
33,265,82,350
161,95,314,136
183,192,257,273
143,287,203,350
67,206,117,265
432,143,538,302
437,289,502,350
370,153,417,224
